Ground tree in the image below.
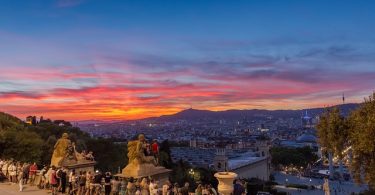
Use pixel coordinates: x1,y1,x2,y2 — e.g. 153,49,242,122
40,135,57,166
0,112,129,171
86,138,127,172
0,112,24,131
316,107,348,178
159,140,173,168
270,146,318,169
171,159,191,185
348,93,375,190
0,129,44,163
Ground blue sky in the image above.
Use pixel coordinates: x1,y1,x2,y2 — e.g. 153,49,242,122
0,0,375,120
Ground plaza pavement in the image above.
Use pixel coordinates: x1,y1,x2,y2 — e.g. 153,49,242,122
274,171,368,195
0,182,49,195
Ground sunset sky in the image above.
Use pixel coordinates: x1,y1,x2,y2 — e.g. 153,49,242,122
1,0,375,121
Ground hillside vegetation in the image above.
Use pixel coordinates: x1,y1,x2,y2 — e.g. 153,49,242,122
0,112,127,172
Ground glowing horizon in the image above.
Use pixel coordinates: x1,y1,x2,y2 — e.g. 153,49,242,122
1,0,375,121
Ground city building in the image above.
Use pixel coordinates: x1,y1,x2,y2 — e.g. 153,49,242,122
26,116,37,125
171,141,271,181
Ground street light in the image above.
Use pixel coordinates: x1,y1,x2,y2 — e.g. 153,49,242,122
189,169,195,178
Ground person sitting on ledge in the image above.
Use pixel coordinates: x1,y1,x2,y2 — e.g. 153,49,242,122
85,151,94,161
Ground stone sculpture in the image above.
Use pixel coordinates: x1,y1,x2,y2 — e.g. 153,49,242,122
121,134,170,183
50,133,95,171
127,134,155,166
51,133,74,167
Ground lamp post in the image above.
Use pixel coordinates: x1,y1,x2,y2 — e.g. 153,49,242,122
188,168,195,182
189,169,194,176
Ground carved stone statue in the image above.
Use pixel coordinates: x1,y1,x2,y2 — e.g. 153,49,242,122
51,133,95,167
122,134,170,179
50,132,96,174
51,133,74,167
127,134,155,165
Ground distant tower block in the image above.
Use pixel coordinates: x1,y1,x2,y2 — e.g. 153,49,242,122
214,148,228,171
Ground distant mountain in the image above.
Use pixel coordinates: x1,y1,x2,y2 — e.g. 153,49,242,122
142,103,359,122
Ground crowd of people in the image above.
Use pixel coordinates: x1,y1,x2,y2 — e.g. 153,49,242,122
0,158,222,195
0,158,252,195
0,159,38,191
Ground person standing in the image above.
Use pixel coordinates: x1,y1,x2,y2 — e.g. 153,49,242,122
111,177,120,195
50,166,58,195
85,171,92,195
68,169,75,194
71,171,78,195
60,168,67,194
78,171,87,195
195,184,202,195
180,182,189,195
93,171,103,195
16,163,22,184
173,183,180,195
104,172,112,195
46,166,52,189
150,183,159,195
126,177,136,195
18,168,24,192
22,163,30,185
2,161,8,180
149,179,156,195
140,177,149,195
0,159,3,172
207,185,217,195
39,166,48,189
151,140,159,165
233,180,245,195
9,162,17,184
119,178,126,195
56,168,62,192
29,162,38,185
162,180,170,195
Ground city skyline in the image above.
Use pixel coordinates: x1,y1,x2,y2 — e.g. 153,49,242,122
1,0,375,120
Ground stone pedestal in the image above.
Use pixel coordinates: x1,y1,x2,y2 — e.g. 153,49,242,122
116,163,171,185
60,158,96,173
214,172,238,195
63,161,96,173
